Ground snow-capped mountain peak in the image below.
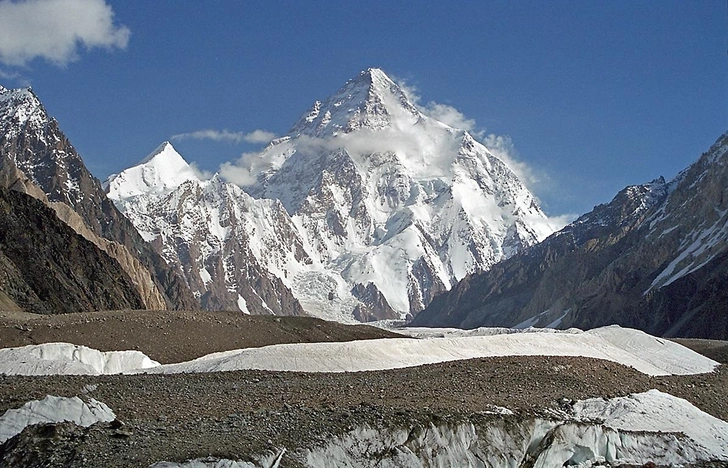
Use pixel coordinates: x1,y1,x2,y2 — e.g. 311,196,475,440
0,86,49,138
104,141,200,200
110,70,559,322
289,68,421,137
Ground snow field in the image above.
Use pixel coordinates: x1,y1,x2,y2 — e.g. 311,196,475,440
0,326,717,377
146,326,716,376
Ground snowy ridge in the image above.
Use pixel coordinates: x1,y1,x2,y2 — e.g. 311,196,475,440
230,68,558,318
645,134,728,292
104,141,200,202
0,326,715,377
108,162,309,314
0,86,49,140
288,68,421,138
0,86,82,204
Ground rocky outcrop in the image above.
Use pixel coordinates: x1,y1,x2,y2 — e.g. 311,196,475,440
0,187,145,313
0,86,197,311
414,132,728,339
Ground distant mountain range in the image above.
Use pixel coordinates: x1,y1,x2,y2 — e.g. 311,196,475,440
1,75,726,338
104,68,558,321
413,132,728,339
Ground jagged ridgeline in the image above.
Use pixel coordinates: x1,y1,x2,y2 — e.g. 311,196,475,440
105,69,560,321
0,85,197,313
414,132,728,339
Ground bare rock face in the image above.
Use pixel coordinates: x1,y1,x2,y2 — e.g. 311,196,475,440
0,86,197,311
0,187,145,313
350,282,398,322
414,132,728,339
48,202,167,310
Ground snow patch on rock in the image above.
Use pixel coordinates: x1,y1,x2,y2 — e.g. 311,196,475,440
0,395,115,443
0,342,160,375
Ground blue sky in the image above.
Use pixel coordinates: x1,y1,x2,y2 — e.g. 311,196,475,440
0,0,725,217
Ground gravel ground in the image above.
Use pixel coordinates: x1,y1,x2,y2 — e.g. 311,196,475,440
0,312,726,467
0,310,402,364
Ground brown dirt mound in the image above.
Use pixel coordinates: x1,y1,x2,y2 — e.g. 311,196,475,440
0,310,403,363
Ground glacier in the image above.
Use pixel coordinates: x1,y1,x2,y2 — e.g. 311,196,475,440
147,390,728,467
0,326,716,377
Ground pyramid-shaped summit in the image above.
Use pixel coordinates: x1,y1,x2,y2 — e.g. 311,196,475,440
104,141,199,201
289,68,421,137
108,69,560,322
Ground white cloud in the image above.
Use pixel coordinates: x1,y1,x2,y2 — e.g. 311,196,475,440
242,129,276,144
423,102,484,137
189,162,213,180
393,75,484,138
549,213,578,230
219,151,275,186
393,78,422,107
0,0,129,67
171,129,245,143
482,133,538,187
0,68,30,86
171,129,276,144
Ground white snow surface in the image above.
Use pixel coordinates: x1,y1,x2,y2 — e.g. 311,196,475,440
104,141,200,201
0,326,716,377
0,395,115,443
0,342,160,376
146,325,716,376
107,69,561,320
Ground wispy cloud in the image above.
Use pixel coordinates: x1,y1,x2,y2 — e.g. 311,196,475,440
0,68,30,86
482,134,537,187
422,102,484,138
219,151,270,186
0,0,130,67
171,129,276,144
394,75,483,137
242,129,276,144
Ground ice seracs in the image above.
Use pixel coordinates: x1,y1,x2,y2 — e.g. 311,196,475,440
302,390,728,467
0,395,115,444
